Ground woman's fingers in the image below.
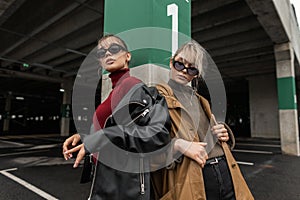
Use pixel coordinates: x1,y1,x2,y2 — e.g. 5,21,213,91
194,143,208,167
62,134,81,160
199,142,207,147
63,140,73,160
211,124,229,142
73,145,85,168
72,134,81,146
63,144,85,168
220,136,229,142
63,152,72,160
195,153,207,168
64,144,83,155
211,124,226,133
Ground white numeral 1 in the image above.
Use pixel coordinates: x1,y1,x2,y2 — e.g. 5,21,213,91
167,3,178,56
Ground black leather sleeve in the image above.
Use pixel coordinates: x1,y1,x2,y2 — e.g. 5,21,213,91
83,84,171,154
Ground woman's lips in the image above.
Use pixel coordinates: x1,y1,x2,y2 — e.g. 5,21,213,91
177,75,187,80
106,58,115,65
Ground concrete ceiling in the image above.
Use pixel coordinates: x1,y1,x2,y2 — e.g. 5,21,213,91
0,0,294,100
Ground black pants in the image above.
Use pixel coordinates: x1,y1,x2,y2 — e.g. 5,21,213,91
203,158,235,200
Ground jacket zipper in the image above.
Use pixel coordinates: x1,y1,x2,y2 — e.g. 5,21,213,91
140,158,145,195
88,112,112,200
126,108,150,126
88,153,99,200
88,102,149,198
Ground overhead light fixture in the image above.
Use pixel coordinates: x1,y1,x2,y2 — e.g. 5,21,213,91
16,96,24,100
59,89,65,92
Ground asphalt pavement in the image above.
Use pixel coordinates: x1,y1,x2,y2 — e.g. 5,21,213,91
0,135,299,200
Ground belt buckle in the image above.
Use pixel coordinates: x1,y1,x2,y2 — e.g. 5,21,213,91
210,157,219,165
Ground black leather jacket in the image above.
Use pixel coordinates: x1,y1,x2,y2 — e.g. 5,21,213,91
83,83,171,200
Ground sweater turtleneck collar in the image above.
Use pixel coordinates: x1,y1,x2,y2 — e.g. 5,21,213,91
109,68,130,88
168,78,194,94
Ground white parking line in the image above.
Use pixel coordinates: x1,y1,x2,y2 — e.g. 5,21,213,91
28,144,61,150
236,143,280,148
0,149,49,157
237,161,254,166
233,149,273,154
0,168,59,200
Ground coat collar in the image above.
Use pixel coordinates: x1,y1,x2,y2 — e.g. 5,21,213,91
156,82,212,120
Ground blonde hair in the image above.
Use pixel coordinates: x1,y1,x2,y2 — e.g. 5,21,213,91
173,40,205,76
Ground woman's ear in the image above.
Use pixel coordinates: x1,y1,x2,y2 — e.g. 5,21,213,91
169,58,173,68
126,52,131,62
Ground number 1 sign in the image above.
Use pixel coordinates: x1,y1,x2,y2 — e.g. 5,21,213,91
101,0,191,88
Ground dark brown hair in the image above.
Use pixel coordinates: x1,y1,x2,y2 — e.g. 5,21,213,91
98,34,128,51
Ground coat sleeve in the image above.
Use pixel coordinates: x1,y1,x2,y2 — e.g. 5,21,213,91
83,86,171,154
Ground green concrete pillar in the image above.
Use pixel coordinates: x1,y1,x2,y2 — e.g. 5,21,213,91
275,42,300,156
101,0,191,99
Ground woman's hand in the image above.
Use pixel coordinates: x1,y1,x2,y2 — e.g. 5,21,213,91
211,114,229,142
64,144,86,168
174,139,208,168
62,133,81,160
211,124,229,142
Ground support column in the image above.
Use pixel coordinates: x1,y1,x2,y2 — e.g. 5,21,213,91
275,42,300,156
101,0,191,99
248,75,279,138
3,92,12,133
60,81,72,136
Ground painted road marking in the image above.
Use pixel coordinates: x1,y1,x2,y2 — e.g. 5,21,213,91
237,161,254,166
233,149,273,154
0,149,49,157
236,143,280,148
0,168,59,200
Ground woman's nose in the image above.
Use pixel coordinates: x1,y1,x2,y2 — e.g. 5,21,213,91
105,50,112,58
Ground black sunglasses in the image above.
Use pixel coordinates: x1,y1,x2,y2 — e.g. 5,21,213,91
97,43,126,59
172,60,199,76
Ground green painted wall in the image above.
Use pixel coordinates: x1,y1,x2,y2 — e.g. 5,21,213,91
103,0,191,69
277,77,297,109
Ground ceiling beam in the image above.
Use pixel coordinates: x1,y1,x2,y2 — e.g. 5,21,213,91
192,0,240,17
218,54,274,68
245,0,288,43
213,46,274,63
1,0,103,67
1,0,87,57
197,28,270,50
0,68,65,83
209,39,273,57
192,16,260,41
192,1,253,31
0,0,25,26
25,19,101,64
46,42,95,67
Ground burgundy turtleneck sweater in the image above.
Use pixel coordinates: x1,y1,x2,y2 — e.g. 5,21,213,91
93,69,141,131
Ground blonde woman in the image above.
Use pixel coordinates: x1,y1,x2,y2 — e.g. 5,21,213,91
152,41,253,200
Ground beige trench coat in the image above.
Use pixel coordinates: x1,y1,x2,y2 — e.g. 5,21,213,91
151,83,254,200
